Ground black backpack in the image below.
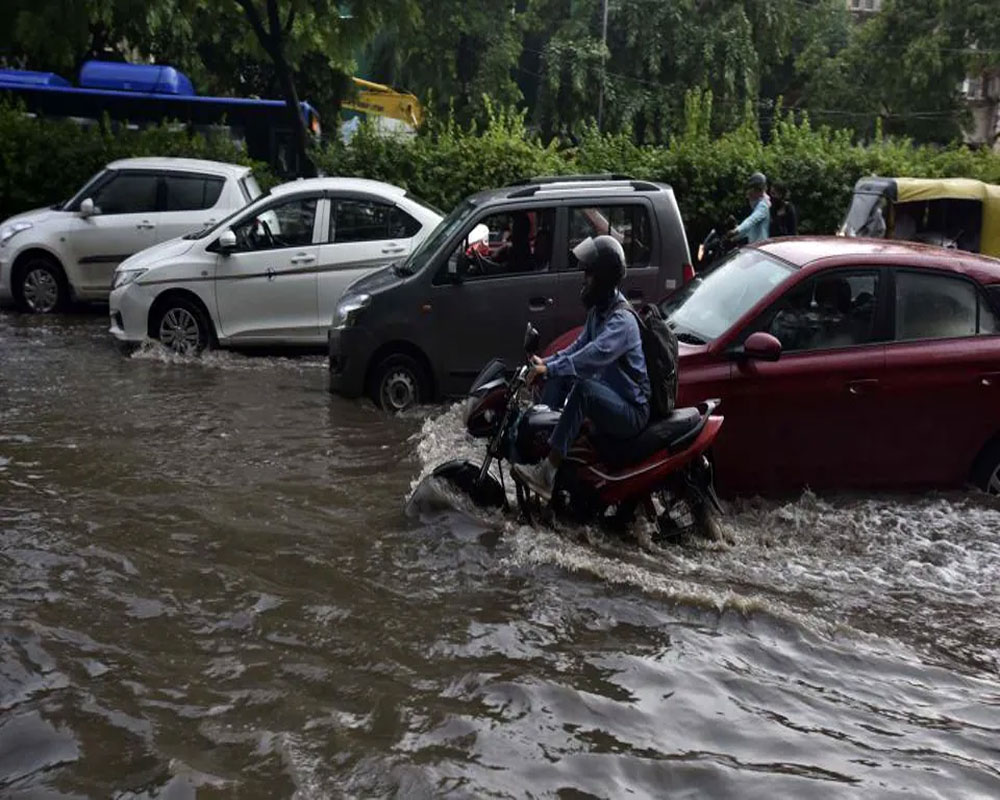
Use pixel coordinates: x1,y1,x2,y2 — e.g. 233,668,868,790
616,300,679,419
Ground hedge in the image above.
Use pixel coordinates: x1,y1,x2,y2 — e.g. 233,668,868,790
4,98,1000,252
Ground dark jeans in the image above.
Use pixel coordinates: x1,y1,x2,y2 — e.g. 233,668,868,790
541,376,649,457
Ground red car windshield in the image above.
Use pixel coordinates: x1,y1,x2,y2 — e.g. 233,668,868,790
667,250,796,343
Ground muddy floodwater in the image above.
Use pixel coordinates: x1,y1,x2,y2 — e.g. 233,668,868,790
1,310,999,799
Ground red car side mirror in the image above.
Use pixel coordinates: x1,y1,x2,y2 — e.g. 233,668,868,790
742,331,782,362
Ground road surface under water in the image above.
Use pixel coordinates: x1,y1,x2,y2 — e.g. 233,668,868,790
1,310,999,799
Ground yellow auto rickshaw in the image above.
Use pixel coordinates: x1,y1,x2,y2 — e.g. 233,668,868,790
839,176,1000,258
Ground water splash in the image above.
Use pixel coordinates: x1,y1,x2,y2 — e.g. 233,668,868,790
410,400,1000,674
128,338,326,373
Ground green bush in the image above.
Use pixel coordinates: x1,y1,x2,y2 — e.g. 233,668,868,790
313,101,1000,250
5,98,1000,255
0,101,273,220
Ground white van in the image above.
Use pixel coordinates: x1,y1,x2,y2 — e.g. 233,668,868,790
0,157,260,312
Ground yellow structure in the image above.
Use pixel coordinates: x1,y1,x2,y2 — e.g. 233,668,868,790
342,77,423,131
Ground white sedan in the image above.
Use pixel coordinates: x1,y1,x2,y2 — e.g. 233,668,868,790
108,177,442,351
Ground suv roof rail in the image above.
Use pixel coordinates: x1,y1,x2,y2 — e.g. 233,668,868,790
509,173,636,186
508,176,660,199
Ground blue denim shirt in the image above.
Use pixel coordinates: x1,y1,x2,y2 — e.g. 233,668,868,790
544,292,650,407
737,195,771,243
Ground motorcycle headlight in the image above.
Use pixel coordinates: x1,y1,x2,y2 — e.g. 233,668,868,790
112,268,148,290
333,293,371,328
0,221,33,247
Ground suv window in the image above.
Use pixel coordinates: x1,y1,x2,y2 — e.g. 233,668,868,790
231,197,317,252
332,200,421,243
92,172,159,214
764,271,881,352
895,271,995,341
454,208,556,280
163,174,225,211
569,205,652,268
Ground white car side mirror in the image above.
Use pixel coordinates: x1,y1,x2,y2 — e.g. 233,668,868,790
79,198,95,218
217,229,237,253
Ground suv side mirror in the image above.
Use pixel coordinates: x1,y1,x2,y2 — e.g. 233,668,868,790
217,229,237,254
448,251,468,283
79,198,96,218
742,331,782,362
524,323,540,355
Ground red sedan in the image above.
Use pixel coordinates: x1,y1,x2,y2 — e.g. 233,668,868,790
544,238,1000,496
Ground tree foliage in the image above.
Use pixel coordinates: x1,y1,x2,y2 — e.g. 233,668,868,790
2,0,998,149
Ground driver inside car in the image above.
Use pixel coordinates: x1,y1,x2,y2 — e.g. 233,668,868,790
512,235,651,501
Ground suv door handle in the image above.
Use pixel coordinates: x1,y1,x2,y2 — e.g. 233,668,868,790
382,245,406,255
136,221,155,230
846,378,879,396
529,296,554,311
980,372,1000,387
290,253,316,265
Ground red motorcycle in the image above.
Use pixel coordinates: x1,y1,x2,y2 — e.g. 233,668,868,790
430,325,726,541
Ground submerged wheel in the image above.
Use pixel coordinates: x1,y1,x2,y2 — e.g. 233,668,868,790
14,255,67,313
972,440,1000,496
432,460,505,508
152,296,212,354
371,354,429,412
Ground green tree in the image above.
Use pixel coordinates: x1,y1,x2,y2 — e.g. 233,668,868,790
220,0,410,174
360,0,527,127
798,0,994,143
528,0,801,143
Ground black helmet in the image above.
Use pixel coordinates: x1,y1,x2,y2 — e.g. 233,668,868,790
747,171,767,190
573,235,626,309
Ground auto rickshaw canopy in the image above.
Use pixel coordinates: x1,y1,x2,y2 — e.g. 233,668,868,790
888,177,1000,255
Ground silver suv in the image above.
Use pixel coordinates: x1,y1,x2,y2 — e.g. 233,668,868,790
328,175,692,411
0,157,260,312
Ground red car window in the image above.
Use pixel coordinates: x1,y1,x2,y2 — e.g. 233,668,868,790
894,271,993,341
765,271,881,352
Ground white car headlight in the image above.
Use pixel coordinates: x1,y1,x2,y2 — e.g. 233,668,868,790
0,221,33,247
333,293,371,328
112,268,148,290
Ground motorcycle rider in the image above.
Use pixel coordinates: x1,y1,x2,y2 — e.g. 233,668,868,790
728,171,770,244
769,180,798,237
512,235,651,500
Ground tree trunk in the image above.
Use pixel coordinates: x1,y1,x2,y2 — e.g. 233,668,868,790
236,0,316,178
272,49,316,177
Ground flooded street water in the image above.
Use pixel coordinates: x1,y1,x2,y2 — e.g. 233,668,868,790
2,310,999,799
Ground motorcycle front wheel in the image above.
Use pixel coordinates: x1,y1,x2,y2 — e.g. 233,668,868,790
432,459,506,508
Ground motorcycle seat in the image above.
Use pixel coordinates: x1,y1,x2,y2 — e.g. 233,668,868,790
591,406,703,470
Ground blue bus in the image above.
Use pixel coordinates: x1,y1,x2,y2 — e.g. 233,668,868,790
0,61,321,177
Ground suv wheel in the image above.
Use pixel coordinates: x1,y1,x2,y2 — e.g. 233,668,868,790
15,255,67,313
371,354,428,412
973,440,1000,495
152,297,212,354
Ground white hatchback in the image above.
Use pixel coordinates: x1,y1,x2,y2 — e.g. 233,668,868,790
0,157,259,312
108,177,443,351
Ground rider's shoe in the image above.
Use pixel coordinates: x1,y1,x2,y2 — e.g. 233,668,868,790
512,459,557,501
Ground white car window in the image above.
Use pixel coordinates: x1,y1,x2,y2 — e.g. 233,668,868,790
332,200,421,243
92,173,159,214
240,174,263,204
163,174,225,211
231,198,317,252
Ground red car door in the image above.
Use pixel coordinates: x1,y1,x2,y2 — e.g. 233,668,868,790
715,268,888,494
878,269,1000,488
